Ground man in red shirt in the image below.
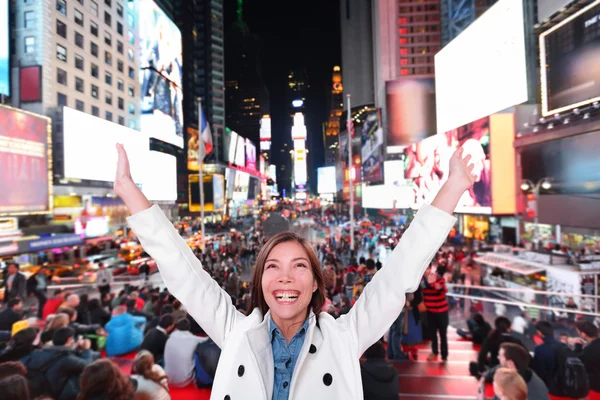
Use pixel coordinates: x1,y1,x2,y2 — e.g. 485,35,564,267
422,263,449,362
42,289,68,320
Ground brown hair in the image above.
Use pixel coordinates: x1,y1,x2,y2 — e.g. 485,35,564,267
132,350,168,385
493,368,527,400
46,313,70,331
0,374,30,400
0,361,27,380
56,306,76,320
78,359,135,400
499,343,530,373
247,231,326,317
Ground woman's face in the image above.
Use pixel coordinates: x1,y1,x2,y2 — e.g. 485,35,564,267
262,241,317,326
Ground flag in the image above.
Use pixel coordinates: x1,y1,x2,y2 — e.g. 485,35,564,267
198,99,213,161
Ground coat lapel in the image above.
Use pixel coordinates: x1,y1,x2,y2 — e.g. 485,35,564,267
289,310,321,396
245,310,274,400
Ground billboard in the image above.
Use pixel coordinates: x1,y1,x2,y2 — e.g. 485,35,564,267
0,106,51,215
234,133,245,166
63,107,149,184
540,0,600,116
293,140,307,186
233,170,249,201
138,0,183,148
187,127,199,171
318,166,336,194
361,110,385,185
245,139,256,170
291,113,307,140
142,151,177,201
538,0,573,22
386,79,436,148
435,0,527,133
404,116,492,214
0,0,8,96
189,174,224,213
260,115,271,140
362,160,413,210
225,168,236,199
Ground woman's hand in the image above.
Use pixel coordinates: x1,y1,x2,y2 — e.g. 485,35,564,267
113,143,134,198
447,147,476,192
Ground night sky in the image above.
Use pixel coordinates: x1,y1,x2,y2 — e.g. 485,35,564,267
225,0,341,194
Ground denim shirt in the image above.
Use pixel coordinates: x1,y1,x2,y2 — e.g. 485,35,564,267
270,317,309,400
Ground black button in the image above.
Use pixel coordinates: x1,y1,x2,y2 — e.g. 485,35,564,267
283,381,289,388
323,373,333,386
237,365,245,377
224,396,230,400
309,344,317,354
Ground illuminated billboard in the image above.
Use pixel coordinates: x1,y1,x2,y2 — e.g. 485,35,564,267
291,113,307,140
137,0,184,148
361,110,384,185
0,106,51,215
260,115,271,140
0,0,8,96
318,167,336,194
142,151,177,201
189,174,224,213
234,134,245,166
245,139,256,170
233,171,250,201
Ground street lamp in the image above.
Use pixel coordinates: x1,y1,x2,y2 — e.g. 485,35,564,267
520,178,553,249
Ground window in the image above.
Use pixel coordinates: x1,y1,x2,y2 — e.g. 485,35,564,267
56,19,67,38
105,50,112,65
127,85,134,96
116,3,123,17
75,77,84,93
105,111,112,121
24,36,35,53
127,48,134,62
127,13,134,27
104,11,111,26
117,60,123,72
118,97,124,110
75,32,84,48
56,44,67,62
24,11,35,29
57,0,67,16
91,84,99,98
117,22,123,35
76,99,84,111
75,54,84,70
104,0,111,6
77,0,83,4
105,71,112,85
91,63,98,78
91,42,98,57
91,105,99,116
74,9,83,26
128,120,136,130
117,78,124,91
127,30,134,44
105,91,112,105
128,102,135,115
104,31,112,46
118,116,125,125
57,92,67,107
90,21,98,36
128,67,134,79
57,68,67,85
117,40,123,54
90,0,98,16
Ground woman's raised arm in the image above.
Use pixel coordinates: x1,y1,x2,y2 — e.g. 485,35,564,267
114,144,245,348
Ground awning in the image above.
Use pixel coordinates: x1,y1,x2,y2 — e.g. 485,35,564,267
474,254,546,275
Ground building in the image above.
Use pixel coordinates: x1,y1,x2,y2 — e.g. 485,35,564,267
324,66,343,166
440,0,498,46
339,0,374,108
286,68,309,115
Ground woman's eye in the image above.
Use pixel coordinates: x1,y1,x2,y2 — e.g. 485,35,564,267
266,264,276,269
296,263,307,268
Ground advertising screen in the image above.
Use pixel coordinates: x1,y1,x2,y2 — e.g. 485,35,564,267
186,127,199,171
260,116,271,140
63,107,149,184
225,168,236,199
189,174,224,212
435,0,527,133
227,131,239,164
245,139,256,170
386,79,436,148
0,106,51,215
137,0,183,148
318,167,336,194
234,134,245,166
213,174,224,212
404,116,492,214
0,0,9,96
362,160,413,209
361,110,385,184
540,0,600,116
142,151,177,201
233,171,249,201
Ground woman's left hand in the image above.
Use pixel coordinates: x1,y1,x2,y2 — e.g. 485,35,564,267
447,147,477,192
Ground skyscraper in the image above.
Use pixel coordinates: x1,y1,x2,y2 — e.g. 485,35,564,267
324,66,343,166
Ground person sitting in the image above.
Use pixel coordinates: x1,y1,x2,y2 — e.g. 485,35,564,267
105,305,146,357
78,359,137,400
20,327,97,400
360,339,400,400
141,314,174,365
42,289,67,320
458,313,491,345
88,298,111,327
126,298,153,320
164,317,208,387
532,321,564,397
493,342,549,400
0,374,30,400
574,320,600,396
130,291,145,311
144,304,174,335
131,350,170,400
486,368,528,400
0,297,23,336
476,317,523,373
40,313,70,345
0,327,39,362
56,306,103,337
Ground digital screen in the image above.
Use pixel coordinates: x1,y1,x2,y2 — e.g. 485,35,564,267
260,116,271,140
234,134,245,166
63,107,149,184
225,168,236,199
540,0,600,116
213,174,224,211
404,116,492,214
227,131,239,164
435,0,527,133
361,110,385,184
362,160,413,209
245,139,256,170
0,106,51,214
142,151,177,201
318,167,336,194
187,127,199,171
137,0,183,148
233,170,249,201
0,0,8,96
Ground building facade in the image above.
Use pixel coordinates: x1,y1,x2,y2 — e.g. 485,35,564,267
324,66,343,166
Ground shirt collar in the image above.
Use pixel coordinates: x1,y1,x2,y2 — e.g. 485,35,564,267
269,315,309,343
157,326,167,334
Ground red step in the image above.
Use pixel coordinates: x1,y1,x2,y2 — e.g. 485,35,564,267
398,375,480,397
414,349,478,362
409,340,480,351
393,360,471,377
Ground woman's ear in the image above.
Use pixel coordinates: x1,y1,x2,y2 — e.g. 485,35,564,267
312,279,318,293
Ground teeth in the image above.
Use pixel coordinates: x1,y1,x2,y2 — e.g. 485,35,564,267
275,292,299,302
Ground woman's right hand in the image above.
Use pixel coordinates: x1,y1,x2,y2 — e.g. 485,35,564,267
113,143,134,198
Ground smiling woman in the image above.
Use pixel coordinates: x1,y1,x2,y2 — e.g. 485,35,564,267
113,144,475,400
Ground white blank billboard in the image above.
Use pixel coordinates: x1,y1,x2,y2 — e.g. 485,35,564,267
361,160,412,209
142,151,177,201
318,167,336,194
435,0,527,134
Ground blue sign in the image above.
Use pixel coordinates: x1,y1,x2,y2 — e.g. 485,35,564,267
0,0,8,96
28,234,83,252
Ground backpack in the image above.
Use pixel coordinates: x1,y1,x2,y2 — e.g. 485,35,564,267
194,338,221,388
551,343,590,398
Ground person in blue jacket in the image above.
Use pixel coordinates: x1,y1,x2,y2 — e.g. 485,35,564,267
105,305,146,357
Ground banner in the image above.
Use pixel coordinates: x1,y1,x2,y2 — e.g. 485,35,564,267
361,110,384,185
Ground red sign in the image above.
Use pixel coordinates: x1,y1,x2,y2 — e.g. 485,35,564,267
0,106,51,215
525,193,537,219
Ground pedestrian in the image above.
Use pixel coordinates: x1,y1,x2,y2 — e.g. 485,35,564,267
95,263,113,297
423,263,450,362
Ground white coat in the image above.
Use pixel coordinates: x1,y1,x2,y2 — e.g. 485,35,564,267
127,203,456,399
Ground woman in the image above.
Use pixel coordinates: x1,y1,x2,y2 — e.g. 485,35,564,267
89,298,111,327
131,350,170,400
40,313,70,345
78,359,136,400
491,368,527,400
114,143,475,399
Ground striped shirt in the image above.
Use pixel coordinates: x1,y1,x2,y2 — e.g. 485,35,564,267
423,278,448,313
